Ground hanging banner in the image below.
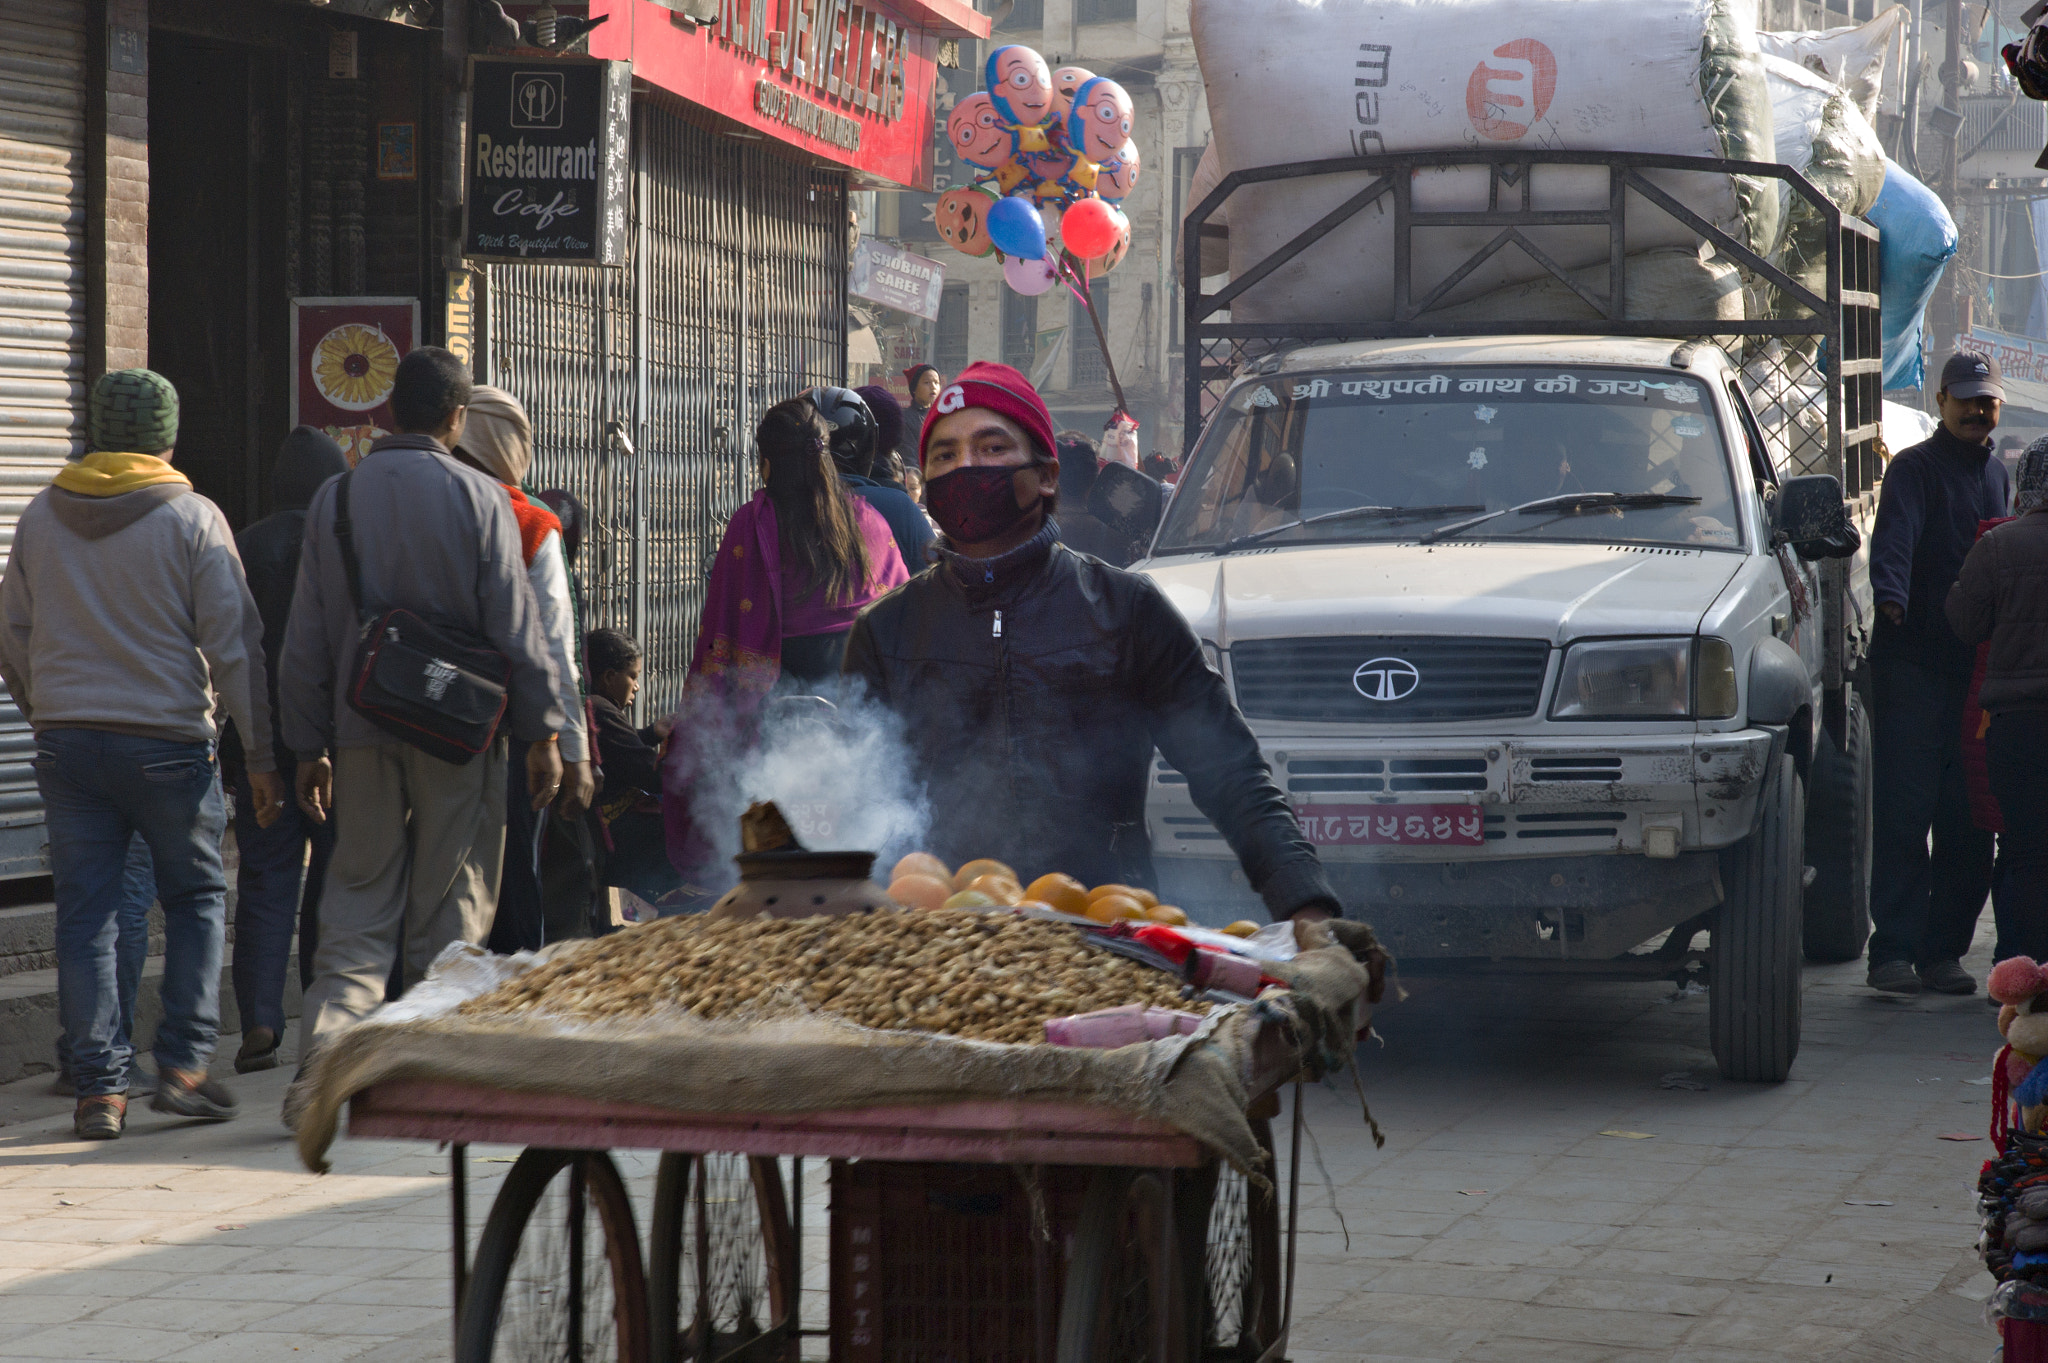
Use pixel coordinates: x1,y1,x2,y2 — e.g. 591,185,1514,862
290,297,420,465
1954,327,2048,416
849,238,945,319
464,56,632,264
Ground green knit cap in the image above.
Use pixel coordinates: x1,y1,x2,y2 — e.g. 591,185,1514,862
87,368,180,453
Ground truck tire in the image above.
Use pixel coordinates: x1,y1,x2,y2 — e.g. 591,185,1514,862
1711,753,1804,1083
1802,691,1872,963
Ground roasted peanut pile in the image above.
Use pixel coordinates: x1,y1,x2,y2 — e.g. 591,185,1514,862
456,907,1200,1044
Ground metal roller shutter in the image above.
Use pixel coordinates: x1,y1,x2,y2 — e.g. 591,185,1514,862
0,0,85,873
488,99,848,720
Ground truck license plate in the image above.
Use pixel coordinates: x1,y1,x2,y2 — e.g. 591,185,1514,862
1293,804,1486,847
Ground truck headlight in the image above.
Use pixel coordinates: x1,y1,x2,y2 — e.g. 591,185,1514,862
1695,638,1738,719
1552,639,1692,719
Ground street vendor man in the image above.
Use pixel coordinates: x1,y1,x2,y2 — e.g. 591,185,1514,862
842,362,1341,923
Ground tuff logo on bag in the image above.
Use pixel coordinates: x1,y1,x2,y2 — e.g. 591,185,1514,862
423,658,460,702
1466,39,1557,142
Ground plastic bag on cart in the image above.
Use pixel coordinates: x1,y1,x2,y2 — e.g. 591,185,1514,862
1758,8,1907,123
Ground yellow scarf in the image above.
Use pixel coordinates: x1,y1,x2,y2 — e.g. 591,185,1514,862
53,452,191,497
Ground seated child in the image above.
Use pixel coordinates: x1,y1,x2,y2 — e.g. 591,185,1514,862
586,628,683,903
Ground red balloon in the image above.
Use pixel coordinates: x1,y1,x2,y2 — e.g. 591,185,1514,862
1061,197,1120,260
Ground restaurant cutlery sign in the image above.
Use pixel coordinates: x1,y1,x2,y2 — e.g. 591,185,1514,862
464,56,631,264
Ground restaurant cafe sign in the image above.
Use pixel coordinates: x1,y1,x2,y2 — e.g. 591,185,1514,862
588,0,987,189
464,57,632,263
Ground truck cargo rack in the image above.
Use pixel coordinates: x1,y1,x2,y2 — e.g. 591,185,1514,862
1180,149,1882,500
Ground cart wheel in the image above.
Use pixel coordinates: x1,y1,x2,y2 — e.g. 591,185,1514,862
455,1147,649,1363
649,1154,798,1363
1055,1167,1190,1363
1179,1118,1281,1361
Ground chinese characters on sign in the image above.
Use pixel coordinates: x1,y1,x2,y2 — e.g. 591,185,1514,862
464,57,631,264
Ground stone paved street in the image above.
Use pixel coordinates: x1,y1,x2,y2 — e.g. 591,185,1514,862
0,923,2007,1362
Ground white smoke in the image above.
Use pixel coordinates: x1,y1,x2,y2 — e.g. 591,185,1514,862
682,681,931,886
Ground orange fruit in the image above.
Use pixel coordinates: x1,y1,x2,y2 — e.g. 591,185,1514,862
943,890,998,910
1025,873,1089,915
1222,920,1260,938
968,874,1024,906
954,858,1017,890
1085,883,1139,904
893,852,952,885
1145,904,1189,926
1084,893,1146,924
888,875,952,911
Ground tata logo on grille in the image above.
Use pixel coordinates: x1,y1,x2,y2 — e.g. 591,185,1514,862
1353,657,1420,702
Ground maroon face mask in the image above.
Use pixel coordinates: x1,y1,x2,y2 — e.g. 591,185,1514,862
924,464,1037,543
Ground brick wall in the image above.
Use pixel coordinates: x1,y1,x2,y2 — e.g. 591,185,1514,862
88,0,149,378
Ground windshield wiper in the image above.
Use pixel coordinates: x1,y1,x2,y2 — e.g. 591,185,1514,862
1216,503,1485,555
1418,492,1703,545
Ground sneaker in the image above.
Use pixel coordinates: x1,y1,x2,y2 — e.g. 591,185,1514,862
151,1068,238,1121
1868,959,1922,995
1919,959,1979,995
234,1027,280,1074
74,1094,125,1140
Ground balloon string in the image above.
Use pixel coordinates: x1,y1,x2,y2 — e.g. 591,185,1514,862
1060,254,1130,419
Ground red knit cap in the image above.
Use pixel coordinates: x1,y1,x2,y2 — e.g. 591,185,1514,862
918,361,1058,470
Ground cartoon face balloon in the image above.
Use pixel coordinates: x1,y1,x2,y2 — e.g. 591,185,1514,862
1067,77,1135,165
1096,213,1133,272
947,93,1013,171
934,186,998,257
1097,141,1140,202
986,45,1055,129
1052,66,1097,119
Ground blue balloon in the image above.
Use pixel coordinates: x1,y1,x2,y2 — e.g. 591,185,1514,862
986,196,1047,261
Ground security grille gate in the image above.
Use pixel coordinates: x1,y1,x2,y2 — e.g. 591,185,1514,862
0,0,85,877
488,99,848,718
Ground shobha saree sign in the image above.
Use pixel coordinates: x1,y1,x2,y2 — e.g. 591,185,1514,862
290,297,420,465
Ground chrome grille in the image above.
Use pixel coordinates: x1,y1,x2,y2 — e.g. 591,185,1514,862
1526,756,1624,783
1230,637,1551,723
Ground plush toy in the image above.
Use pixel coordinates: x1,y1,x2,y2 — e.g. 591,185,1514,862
1993,957,2048,1139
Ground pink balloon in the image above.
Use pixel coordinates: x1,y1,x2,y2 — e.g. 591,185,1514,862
1002,253,1060,296
1061,197,1120,260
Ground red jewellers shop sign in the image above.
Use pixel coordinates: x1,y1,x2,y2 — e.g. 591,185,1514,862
588,0,988,188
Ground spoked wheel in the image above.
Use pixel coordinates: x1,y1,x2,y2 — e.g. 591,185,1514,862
455,1147,649,1363
649,1153,798,1363
1179,1118,1282,1361
1055,1167,1191,1363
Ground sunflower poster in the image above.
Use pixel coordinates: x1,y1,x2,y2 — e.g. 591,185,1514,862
290,297,421,464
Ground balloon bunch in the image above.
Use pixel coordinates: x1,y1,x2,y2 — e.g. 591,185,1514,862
933,45,1142,296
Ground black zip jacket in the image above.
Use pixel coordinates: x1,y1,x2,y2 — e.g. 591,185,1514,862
1870,423,2010,661
841,525,1339,920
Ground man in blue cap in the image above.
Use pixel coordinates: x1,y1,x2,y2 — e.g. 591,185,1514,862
1865,351,2014,996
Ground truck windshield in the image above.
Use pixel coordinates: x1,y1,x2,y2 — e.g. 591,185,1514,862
1155,366,1744,554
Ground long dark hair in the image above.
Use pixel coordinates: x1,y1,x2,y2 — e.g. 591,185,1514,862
757,397,871,605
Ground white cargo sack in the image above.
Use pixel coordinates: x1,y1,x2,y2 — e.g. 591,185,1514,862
1758,9,1906,124
1190,0,1779,326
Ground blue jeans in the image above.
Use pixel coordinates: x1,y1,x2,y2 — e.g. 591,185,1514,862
231,756,332,1037
36,729,228,1098
54,836,154,1081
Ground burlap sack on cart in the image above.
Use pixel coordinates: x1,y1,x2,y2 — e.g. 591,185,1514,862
293,936,1372,1177
1190,0,1780,325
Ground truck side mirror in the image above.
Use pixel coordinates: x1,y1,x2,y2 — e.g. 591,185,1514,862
1774,474,1860,561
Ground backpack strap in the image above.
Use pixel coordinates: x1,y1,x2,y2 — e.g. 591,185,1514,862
331,470,372,625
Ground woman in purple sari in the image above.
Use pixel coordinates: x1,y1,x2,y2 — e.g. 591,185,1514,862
660,397,910,885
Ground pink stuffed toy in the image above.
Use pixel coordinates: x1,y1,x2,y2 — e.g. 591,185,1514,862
1992,957,2048,1137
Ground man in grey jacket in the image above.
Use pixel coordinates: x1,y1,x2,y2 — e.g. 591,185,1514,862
280,348,563,1105
0,368,287,1140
